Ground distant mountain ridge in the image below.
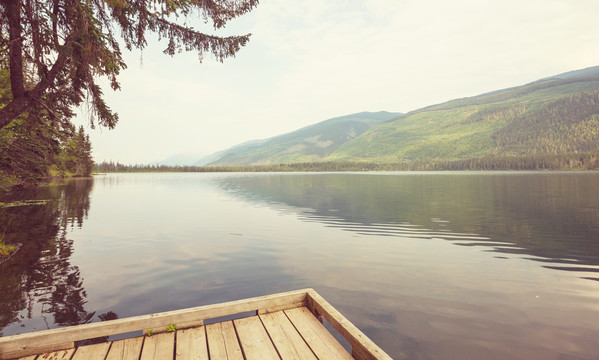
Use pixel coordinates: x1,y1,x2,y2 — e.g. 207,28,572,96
540,65,599,81
200,65,599,166
203,111,402,165
327,66,599,163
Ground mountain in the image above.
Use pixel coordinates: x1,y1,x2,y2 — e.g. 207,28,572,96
326,66,599,163
540,65,599,81
158,152,208,166
195,139,268,165
202,66,599,167
206,111,402,165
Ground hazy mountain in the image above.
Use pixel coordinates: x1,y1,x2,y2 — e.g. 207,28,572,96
157,152,208,166
198,66,599,167
195,139,268,166
540,65,599,81
205,111,402,165
326,66,599,162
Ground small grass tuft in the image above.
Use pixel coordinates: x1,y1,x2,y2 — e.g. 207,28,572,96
0,242,17,257
0,230,18,258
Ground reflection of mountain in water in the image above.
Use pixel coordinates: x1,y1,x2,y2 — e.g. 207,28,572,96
0,179,100,336
218,173,599,281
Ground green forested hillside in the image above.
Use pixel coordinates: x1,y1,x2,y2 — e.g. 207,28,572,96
327,67,599,163
491,92,599,155
207,111,401,165
200,66,599,170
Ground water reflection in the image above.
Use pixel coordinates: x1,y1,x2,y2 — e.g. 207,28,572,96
215,172,599,359
0,179,99,335
218,172,599,280
1,172,598,360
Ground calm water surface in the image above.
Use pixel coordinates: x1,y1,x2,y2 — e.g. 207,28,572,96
1,172,599,359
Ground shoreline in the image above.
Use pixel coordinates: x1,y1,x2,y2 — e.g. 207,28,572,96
0,175,93,192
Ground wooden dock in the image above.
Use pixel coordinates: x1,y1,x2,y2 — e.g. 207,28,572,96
0,289,392,360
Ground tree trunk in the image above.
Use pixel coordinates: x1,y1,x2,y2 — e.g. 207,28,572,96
1,0,28,129
0,26,72,131
5,0,25,98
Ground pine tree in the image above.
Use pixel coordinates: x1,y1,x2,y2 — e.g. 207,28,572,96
0,0,259,130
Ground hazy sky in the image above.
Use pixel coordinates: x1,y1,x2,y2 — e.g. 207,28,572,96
77,0,599,164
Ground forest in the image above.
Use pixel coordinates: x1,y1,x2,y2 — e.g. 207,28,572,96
0,67,93,187
491,91,599,156
95,151,599,173
0,0,257,188
327,75,599,164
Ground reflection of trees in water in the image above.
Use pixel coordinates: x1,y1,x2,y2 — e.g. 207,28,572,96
219,173,599,275
0,178,100,336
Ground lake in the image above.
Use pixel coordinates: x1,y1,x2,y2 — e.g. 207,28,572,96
1,172,599,359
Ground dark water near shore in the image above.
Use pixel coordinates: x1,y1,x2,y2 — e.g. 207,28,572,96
1,172,599,359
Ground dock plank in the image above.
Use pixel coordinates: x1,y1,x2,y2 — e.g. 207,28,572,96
36,349,75,360
71,343,110,360
140,332,175,360
176,327,209,360
306,290,393,360
285,308,353,360
0,289,309,360
260,311,317,360
105,337,143,360
206,321,243,360
0,289,392,360
234,316,280,360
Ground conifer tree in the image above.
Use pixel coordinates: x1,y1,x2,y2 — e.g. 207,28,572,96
0,0,259,130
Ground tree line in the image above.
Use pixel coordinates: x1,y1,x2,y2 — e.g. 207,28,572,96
96,152,599,173
0,68,94,186
0,120,94,186
0,0,258,187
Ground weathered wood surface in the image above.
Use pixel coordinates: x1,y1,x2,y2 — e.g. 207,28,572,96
285,307,353,360
70,343,110,360
306,290,393,360
260,311,317,360
140,332,175,360
3,289,392,360
206,321,243,360
30,349,74,360
175,328,209,360
234,316,279,360
0,289,309,359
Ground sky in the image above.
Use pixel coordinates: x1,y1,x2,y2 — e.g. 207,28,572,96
77,0,599,164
